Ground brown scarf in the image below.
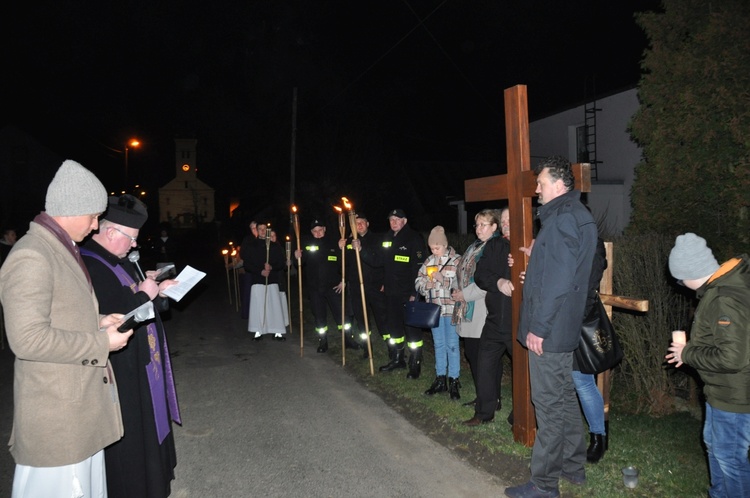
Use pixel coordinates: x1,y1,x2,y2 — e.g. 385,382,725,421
33,212,93,291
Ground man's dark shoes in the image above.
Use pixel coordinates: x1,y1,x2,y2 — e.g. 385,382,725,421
504,481,559,498
379,347,406,372
317,337,328,353
463,416,493,427
561,470,586,486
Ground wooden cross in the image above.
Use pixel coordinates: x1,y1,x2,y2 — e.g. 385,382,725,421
464,84,648,446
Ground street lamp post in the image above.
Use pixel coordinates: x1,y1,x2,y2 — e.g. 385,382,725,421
124,139,140,185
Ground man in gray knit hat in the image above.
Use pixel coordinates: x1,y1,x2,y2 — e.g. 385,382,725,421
666,233,750,498
0,160,133,497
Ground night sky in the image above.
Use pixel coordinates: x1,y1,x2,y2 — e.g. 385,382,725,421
2,0,660,233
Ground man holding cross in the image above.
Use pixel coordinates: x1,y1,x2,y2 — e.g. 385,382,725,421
505,155,598,498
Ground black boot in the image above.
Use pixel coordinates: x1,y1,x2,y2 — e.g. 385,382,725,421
344,333,360,350
448,377,461,400
379,346,406,372
406,348,422,379
424,375,447,395
586,433,606,463
317,333,328,353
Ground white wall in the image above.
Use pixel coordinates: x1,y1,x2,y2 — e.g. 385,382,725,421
529,88,642,234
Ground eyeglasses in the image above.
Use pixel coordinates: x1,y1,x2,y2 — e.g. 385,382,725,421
111,226,138,244
473,222,493,228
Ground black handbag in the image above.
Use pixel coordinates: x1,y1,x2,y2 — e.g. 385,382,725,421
403,298,441,329
574,293,624,374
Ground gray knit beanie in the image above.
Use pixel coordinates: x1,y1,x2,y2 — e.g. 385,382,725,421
428,225,448,247
45,160,108,217
668,233,720,281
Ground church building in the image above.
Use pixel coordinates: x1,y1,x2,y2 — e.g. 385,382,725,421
158,138,215,228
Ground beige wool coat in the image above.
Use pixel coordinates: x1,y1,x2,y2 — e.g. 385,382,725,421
0,221,123,467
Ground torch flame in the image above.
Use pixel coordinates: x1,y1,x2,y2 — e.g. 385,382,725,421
342,197,352,210
292,205,297,213
333,206,342,213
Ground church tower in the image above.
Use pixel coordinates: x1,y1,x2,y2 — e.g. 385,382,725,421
158,138,215,227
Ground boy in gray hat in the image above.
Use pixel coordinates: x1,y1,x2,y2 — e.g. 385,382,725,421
0,160,133,497
667,233,750,498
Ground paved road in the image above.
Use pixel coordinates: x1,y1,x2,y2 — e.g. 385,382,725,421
0,269,508,497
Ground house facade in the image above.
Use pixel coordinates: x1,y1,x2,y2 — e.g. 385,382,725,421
530,87,642,235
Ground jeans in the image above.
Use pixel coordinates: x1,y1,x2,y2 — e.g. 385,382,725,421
572,370,605,435
704,402,750,498
431,316,460,378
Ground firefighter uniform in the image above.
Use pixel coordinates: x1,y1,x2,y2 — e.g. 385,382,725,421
296,219,350,352
342,215,386,358
380,209,426,378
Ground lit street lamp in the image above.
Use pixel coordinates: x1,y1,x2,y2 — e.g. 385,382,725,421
124,138,140,184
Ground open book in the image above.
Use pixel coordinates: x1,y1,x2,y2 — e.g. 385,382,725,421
161,265,206,302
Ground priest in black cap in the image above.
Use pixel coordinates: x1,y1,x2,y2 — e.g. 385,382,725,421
81,194,181,498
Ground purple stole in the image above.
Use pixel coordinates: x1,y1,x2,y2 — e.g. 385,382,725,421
81,249,181,443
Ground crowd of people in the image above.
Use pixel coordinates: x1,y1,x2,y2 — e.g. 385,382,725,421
0,155,746,497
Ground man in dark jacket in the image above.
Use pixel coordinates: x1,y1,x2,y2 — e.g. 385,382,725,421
340,213,386,358
506,156,597,498
379,209,426,378
667,233,750,498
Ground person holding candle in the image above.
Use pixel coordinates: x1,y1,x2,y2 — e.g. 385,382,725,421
379,209,427,378
247,223,288,341
666,233,750,498
294,218,350,353
415,226,462,398
239,221,259,320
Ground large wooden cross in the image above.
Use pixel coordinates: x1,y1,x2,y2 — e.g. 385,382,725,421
464,85,648,446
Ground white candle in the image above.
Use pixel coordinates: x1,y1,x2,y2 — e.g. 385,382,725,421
672,330,686,345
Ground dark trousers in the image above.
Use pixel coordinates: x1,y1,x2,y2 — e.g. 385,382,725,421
349,283,387,339
463,337,480,393
384,293,421,347
474,326,513,419
529,351,586,491
310,286,343,331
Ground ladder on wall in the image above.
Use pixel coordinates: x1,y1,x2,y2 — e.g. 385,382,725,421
584,100,600,181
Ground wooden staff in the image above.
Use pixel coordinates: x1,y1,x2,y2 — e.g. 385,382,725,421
285,236,292,334
292,206,304,356
262,224,271,330
231,249,240,312
343,198,374,375
222,249,232,304
335,206,347,366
